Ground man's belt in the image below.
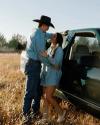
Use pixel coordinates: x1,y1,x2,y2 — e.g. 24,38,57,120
28,58,41,64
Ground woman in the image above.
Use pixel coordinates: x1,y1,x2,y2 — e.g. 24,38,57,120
41,33,66,123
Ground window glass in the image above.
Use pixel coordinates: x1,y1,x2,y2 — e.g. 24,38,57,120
74,36,100,53
71,36,100,57
70,36,100,67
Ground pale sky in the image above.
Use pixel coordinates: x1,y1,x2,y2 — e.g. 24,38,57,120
0,0,100,41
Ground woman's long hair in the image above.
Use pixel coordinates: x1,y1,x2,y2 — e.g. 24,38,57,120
56,33,63,47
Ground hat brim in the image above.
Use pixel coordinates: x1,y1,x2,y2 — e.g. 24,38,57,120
33,19,55,28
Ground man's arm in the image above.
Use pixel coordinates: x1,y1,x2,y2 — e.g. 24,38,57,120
35,33,53,65
40,48,63,70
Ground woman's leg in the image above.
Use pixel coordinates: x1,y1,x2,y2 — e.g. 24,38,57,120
42,87,49,118
45,86,63,115
45,86,66,123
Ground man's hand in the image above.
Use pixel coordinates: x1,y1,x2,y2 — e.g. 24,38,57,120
40,51,48,57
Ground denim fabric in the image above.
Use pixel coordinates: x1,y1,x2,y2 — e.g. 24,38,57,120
23,59,41,115
26,28,52,65
41,47,63,86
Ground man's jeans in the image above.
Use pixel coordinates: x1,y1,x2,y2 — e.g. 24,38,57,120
23,59,41,115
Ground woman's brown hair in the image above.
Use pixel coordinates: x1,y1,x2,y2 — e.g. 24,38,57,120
56,33,63,46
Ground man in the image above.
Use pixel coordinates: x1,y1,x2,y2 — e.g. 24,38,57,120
22,15,55,124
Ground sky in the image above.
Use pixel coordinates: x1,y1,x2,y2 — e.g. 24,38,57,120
0,0,100,41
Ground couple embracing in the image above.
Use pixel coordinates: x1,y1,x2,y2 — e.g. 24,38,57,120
21,15,66,125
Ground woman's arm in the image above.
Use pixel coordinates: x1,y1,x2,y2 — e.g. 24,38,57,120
41,48,63,70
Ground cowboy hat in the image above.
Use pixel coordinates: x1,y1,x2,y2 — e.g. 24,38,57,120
33,15,55,28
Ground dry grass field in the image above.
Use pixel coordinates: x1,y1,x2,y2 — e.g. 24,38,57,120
0,53,100,125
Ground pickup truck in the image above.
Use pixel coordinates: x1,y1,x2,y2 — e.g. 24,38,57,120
56,28,100,118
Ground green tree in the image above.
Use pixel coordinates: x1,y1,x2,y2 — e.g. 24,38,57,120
8,34,27,51
0,33,6,47
8,38,18,49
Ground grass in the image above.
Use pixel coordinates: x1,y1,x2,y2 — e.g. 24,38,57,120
0,53,100,125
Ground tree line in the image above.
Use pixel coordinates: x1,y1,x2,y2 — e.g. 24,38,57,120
0,33,27,52
0,33,99,53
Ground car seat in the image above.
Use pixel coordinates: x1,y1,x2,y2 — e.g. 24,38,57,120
72,44,90,64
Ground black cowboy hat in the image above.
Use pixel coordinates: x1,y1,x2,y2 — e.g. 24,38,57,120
33,15,55,28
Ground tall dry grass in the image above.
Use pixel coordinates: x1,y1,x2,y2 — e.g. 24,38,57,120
0,53,100,125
